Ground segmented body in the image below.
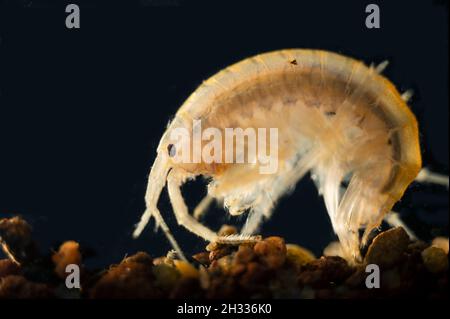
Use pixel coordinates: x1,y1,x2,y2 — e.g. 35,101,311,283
134,49,422,262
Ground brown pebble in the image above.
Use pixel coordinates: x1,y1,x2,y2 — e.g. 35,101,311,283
364,227,410,269
192,252,210,266
206,276,237,299
123,251,153,265
216,255,234,274
152,263,180,292
421,246,449,274
0,217,39,264
254,237,287,269
209,246,233,262
234,245,256,264
431,237,449,254
89,252,158,299
0,259,21,278
218,225,238,237
407,240,429,253
174,260,199,279
298,256,353,288
52,241,82,279
230,263,247,277
198,265,210,289
323,241,345,258
0,275,53,299
344,265,366,288
170,277,202,299
381,267,402,290
286,244,315,270
240,261,270,286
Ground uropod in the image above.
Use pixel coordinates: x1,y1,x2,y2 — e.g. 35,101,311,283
133,49,423,262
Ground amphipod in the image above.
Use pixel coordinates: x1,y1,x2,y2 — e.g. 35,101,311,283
133,49,422,262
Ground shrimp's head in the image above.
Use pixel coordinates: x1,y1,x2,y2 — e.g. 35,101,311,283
145,117,198,192
157,116,225,177
132,116,202,239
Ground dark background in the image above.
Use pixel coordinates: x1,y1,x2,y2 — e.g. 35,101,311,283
0,0,448,267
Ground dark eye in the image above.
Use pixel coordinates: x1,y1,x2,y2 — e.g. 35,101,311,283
167,144,176,157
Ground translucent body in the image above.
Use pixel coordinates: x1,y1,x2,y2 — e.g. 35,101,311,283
133,49,422,262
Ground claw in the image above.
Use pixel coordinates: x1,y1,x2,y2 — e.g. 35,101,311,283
216,234,262,245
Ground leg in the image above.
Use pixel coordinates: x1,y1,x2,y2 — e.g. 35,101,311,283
167,170,218,242
415,167,449,189
384,211,417,240
241,151,317,235
132,153,188,261
138,207,188,262
382,168,448,240
241,200,272,235
339,183,417,240
193,195,214,220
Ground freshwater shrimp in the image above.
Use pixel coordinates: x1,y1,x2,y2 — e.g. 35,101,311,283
133,49,424,262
